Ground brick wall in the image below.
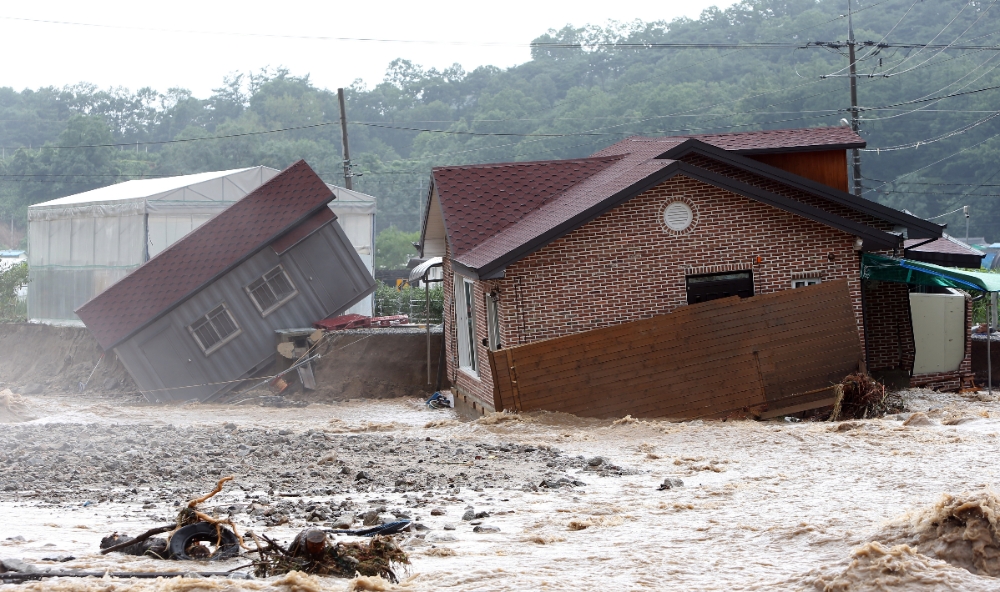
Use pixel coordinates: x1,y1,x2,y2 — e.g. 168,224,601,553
444,173,871,408
863,280,916,373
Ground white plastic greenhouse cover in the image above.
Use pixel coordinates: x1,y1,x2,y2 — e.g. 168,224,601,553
27,167,376,324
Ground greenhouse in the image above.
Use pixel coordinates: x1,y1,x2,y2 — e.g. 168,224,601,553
27,166,375,325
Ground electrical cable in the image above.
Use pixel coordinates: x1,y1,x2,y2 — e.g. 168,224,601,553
882,0,998,77
868,127,1000,191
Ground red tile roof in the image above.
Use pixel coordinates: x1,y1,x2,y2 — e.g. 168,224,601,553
429,127,922,276
432,156,622,257
77,160,336,350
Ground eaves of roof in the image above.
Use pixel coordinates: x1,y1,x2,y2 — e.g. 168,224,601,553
657,139,944,240
456,160,901,279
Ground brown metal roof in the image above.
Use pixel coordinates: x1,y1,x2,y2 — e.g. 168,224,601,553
904,236,985,268
77,160,336,350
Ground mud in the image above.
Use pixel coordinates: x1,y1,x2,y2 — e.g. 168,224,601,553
0,324,443,403
3,388,1000,590
0,324,135,396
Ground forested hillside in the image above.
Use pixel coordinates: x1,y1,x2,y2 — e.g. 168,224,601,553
2,0,1000,248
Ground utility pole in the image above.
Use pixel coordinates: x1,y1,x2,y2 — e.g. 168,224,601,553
847,0,862,197
964,205,970,244
337,88,353,190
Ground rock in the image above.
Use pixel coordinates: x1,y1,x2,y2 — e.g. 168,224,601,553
223,422,237,431
903,412,936,427
474,511,490,519
443,523,457,531
362,510,380,526
587,457,604,467
411,523,430,531
355,471,371,481
430,508,445,516
658,478,684,490
942,416,979,425
377,513,397,524
461,508,475,521
427,533,457,542
0,558,40,573
473,525,500,533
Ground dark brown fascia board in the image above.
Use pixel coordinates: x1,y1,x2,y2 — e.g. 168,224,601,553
90,199,335,350
656,139,944,239
465,160,899,278
904,250,985,269
272,212,339,255
418,176,436,257
729,142,865,155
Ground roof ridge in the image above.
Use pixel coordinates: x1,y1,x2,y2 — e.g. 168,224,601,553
432,154,623,172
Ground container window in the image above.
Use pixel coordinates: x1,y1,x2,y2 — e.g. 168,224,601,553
246,265,297,315
189,304,241,354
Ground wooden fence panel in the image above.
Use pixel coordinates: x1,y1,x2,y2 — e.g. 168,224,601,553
488,279,861,419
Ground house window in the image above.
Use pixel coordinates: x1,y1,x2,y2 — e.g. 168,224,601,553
246,265,297,315
454,274,478,375
486,292,502,350
685,271,754,305
792,278,822,289
189,304,241,354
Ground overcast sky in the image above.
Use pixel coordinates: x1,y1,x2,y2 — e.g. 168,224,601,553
1,0,738,97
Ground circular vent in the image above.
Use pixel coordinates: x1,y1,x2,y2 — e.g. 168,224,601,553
663,201,694,232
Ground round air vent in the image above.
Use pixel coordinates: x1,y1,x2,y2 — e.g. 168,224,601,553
663,201,694,232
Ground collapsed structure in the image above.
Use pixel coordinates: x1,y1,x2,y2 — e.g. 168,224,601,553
418,126,977,417
76,161,376,402
27,167,375,325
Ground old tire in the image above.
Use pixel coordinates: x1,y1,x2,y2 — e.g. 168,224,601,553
168,522,240,561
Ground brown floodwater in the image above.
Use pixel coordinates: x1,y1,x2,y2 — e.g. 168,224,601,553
3,389,1000,591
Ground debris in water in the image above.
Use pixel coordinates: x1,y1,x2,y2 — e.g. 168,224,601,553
251,529,408,581
830,373,903,420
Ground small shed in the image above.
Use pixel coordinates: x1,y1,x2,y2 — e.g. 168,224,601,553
27,167,376,324
76,160,376,402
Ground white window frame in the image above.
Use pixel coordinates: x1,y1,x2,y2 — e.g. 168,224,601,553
454,274,479,376
486,292,502,351
245,265,298,316
188,303,242,355
792,278,822,289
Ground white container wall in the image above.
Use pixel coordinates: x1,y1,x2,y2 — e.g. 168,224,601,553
329,185,376,317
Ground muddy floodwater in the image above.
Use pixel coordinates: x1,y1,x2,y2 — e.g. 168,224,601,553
3,390,1000,591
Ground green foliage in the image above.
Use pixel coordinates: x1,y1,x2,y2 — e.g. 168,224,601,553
373,280,443,323
0,261,28,321
2,0,1000,240
375,227,420,270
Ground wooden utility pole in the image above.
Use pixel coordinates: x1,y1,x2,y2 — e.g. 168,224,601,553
337,88,353,190
847,0,862,197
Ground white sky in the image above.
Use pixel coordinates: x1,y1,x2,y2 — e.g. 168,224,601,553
0,0,738,97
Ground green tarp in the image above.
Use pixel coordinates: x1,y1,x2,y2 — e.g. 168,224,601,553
861,253,1000,293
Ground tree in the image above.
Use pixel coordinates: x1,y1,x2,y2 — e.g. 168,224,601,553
375,227,420,270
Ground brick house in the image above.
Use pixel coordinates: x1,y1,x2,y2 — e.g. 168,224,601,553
418,127,956,412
